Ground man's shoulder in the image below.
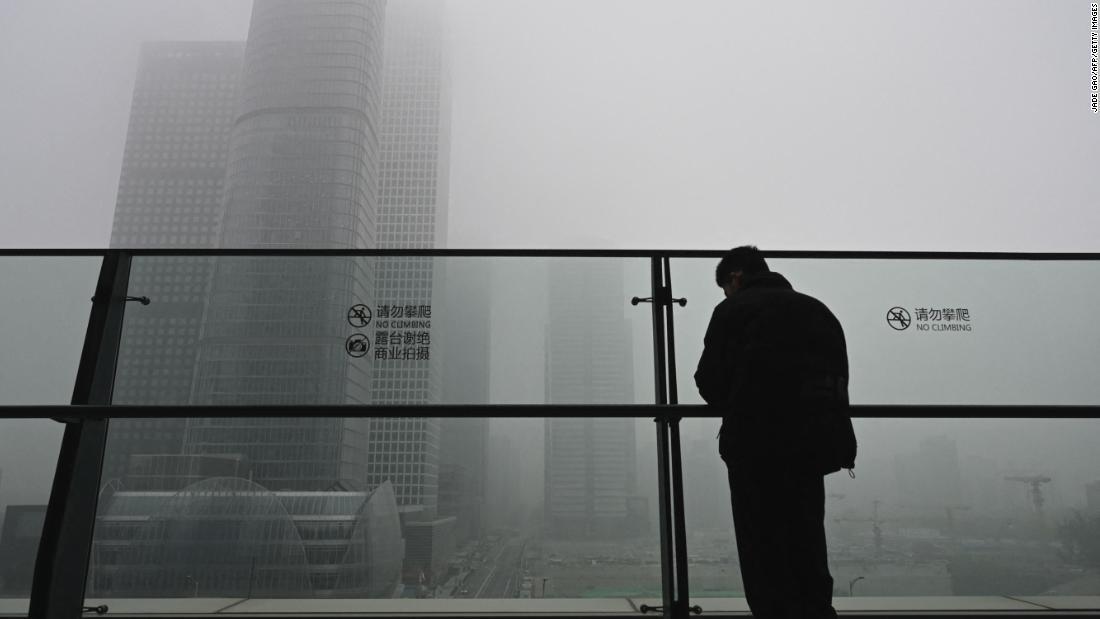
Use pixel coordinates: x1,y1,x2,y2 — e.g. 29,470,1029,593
787,288,827,306
789,289,837,314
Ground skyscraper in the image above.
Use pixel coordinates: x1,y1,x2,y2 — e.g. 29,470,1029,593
439,261,492,541
438,417,488,541
365,0,454,514
544,261,638,538
104,41,245,483
101,1,474,589
186,0,388,490
487,437,523,528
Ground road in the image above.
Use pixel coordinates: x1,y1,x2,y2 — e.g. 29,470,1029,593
457,537,526,599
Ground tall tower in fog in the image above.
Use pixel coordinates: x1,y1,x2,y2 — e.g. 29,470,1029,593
104,41,244,483
105,2,474,537
186,0,387,490
365,0,455,516
544,261,638,538
439,261,491,541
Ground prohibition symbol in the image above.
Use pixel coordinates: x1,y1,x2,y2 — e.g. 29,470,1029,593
346,333,371,358
886,307,911,331
348,304,372,328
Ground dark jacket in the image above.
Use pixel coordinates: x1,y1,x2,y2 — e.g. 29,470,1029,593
695,271,849,462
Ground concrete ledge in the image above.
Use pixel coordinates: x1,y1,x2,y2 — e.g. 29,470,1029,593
219,598,639,615
0,596,1096,616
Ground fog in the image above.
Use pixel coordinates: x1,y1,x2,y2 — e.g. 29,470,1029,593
1,1,1098,250
1,0,1098,602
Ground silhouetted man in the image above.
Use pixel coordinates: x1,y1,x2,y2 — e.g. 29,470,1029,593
695,246,850,619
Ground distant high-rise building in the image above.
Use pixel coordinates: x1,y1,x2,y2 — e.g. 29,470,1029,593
544,261,637,538
438,260,491,541
487,437,523,528
103,41,244,483
108,41,244,252
376,0,451,253
365,0,454,517
186,0,388,491
438,417,488,541
102,0,468,591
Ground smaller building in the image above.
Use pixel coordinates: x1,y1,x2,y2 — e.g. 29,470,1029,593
401,516,457,587
90,478,403,598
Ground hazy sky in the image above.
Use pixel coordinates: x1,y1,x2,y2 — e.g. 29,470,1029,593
0,0,1097,250
1,1,1098,540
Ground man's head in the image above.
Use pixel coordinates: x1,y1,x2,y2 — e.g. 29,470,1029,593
715,245,769,298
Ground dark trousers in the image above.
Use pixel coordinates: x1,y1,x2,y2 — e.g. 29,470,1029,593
726,460,837,619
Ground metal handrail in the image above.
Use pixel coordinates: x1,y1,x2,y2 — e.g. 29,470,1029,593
3,404,1100,419
3,248,1100,259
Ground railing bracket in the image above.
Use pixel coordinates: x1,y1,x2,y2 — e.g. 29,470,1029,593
89,295,149,305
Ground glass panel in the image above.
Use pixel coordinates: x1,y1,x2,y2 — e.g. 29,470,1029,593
102,256,653,485
92,256,660,604
672,258,1100,405
670,257,1100,610
681,418,1100,606
0,257,98,607
112,256,654,407
0,422,63,611
826,420,1100,600
88,416,661,604
0,257,102,405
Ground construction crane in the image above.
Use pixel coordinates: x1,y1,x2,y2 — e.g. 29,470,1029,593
1004,475,1052,519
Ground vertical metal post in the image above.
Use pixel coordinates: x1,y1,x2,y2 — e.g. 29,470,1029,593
30,251,131,619
661,256,691,617
650,258,669,406
661,257,679,408
648,257,675,619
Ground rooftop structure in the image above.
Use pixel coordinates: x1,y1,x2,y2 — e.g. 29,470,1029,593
89,478,403,598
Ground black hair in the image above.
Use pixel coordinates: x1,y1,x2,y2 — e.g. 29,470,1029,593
715,245,769,286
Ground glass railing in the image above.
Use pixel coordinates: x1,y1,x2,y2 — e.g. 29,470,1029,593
88,415,663,602
670,256,1100,610
677,417,1100,605
0,256,101,407
111,255,656,407
671,257,1100,406
0,249,1097,619
0,257,100,610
